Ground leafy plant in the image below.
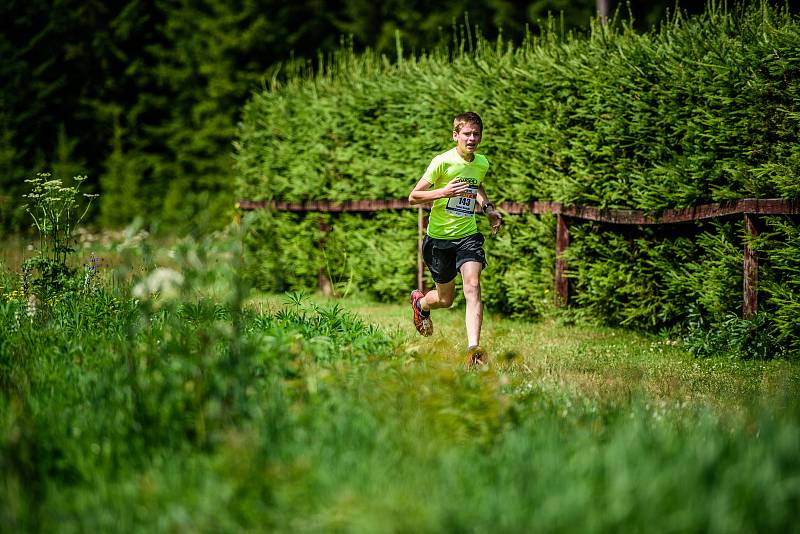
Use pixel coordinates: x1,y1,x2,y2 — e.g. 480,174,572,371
683,308,781,360
22,173,98,297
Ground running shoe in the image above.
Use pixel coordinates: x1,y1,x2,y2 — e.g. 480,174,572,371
465,345,488,370
410,289,433,336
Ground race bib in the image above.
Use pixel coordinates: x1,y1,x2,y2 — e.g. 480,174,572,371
445,186,478,217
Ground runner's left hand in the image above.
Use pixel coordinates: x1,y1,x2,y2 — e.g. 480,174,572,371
488,211,503,236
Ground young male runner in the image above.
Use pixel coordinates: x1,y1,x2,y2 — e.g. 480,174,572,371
408,111,503,369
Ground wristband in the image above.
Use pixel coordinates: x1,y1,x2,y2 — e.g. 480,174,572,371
482,201,495,213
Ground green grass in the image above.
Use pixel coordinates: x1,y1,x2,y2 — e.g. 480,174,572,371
280,293,799,420
2,253,799,531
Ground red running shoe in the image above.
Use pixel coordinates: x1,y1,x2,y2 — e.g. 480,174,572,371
410,289,433,336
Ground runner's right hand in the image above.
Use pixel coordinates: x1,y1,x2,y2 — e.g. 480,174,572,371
441,178,470,198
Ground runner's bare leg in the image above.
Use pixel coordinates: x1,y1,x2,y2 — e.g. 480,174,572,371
420,280,456,311
460,261,483,347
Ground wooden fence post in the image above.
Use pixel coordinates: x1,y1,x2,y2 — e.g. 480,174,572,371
555,213,569,307
743,213,759,319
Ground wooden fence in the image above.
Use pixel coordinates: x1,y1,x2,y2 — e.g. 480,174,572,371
236,198,800,318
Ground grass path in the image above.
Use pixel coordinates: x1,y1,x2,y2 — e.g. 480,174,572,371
253,293,800,425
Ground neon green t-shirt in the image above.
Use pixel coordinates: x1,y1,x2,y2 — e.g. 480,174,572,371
421,147,491,239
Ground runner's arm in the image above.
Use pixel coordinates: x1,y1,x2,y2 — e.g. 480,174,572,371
408,177,470,206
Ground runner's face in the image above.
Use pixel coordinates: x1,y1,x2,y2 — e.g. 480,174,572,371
453,123,482,159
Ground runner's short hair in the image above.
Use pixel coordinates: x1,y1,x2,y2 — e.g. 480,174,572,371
453,111,483,134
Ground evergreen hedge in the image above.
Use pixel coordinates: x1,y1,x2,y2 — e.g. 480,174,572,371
236,3,800,355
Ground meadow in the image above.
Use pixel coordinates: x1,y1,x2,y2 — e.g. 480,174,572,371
2,227,798,532
4,4,800,531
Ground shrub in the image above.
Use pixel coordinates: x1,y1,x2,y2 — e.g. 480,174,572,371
21,173,98,300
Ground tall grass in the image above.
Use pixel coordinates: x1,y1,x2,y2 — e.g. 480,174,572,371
1,230,799,531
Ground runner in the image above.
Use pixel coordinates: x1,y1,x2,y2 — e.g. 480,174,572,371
408,111,503,369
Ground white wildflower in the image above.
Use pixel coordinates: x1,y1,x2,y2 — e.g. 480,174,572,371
132,268,184,304
26,294,38,318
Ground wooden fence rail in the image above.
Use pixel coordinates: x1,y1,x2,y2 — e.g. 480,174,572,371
236,198,800,318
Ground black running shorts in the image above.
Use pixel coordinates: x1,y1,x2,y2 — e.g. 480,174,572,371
422,232,486,284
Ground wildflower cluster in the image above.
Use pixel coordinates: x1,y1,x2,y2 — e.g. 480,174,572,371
83,252,103,293
132,267,184,307
23,173,98,267
20,172,99,302
1,287,25,303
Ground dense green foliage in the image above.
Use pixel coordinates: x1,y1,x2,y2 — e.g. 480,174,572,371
6,0,706,232
0,277,390,530
244,210,420,301
237,3,800,354
243,209,557,319
237,3,800,206
757,218,800,353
